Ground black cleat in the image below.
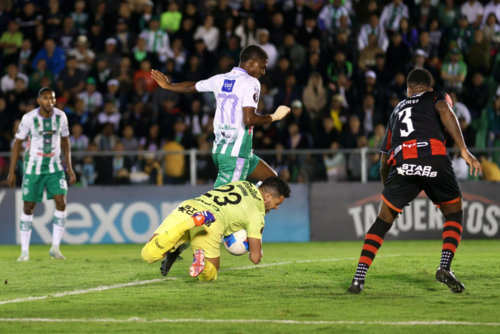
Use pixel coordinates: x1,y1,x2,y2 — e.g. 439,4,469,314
160,249,181,277
436,267,465,293
348,279,364,294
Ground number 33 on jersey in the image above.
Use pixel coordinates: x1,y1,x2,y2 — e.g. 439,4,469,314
195,67,260,160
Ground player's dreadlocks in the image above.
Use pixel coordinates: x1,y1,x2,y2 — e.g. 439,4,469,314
260,177,291,198
407,69,433,89
240,45,268,63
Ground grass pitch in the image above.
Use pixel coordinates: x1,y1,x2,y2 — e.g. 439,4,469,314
1,240,499,334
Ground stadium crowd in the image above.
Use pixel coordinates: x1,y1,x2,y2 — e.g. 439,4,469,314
1,0,500,186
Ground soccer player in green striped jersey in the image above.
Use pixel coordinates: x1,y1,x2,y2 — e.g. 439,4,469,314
151,45,290,188
7,87,76,261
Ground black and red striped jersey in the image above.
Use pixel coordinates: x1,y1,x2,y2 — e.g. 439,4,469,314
380,90,452,166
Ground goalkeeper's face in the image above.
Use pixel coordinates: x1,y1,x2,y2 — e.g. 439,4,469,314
262,193,285,215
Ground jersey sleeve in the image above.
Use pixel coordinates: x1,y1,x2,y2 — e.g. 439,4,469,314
60,113,70,137
15,115,31,140
434,92,453,111
242,78,260,109
195,75,217,93
246,213,265,240
380,122,392,154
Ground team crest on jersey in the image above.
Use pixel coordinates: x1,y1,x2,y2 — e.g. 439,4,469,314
23,187,29,195
397,164,437,177
222,79,236,92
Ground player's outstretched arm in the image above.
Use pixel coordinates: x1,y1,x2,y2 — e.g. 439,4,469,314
61,136,76,185
436,101,482,176
248,237,263,264
243,105,290,127
7,139,23,188
151,69,198,94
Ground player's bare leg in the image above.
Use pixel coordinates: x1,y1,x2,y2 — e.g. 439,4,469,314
248,160,277,183
50,195,67,260
18,202,36,261
348,202,398,294
436,199,465,293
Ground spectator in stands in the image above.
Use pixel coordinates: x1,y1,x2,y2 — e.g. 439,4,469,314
114,18,137,56
110,142,132,185
369,124,385,148
99,39,121,74
0,21,23,63
78,77,103,114
347,135,368,181
488,95,500,147
358,34,384,72
359,71,385,110
29,58,53,94
32,38,65,75
467,30,491,73
386,32,411,73
121,125,139,152
302,72,327,119
282,123,312,149
482,13,500,44
80,144,98,186
1,63,29,93
379,0,409,34
399,17,418,50
161,1,182,34
163,136,186,185
57,56,85,97
448,90,471,126
269,12,286,47
192,39,217,74
258,29,278,70
98,100,121,132
238,0,256,20
478,154,500,181
91,1,113,34
138,1,154,32
483,0,500,25
316,117,340,149
343,115,363,149
357,94,383,137
274,74,302,110
323,141,346,182
67,99,90,135
296,15,321,48
450,142,470,180
130,36,157,70
193,15,220,53
464,72,489,119
279,33,305,70
141,124,162,152
69,123,89,152
327,51,353,83
5,77,30,115
134,60,158,93
328,94,349,133
330,73,356,110
56,16,77,53
121,101,152,139
358,14,388,52
45,0,63,38
405,49,437,78
185,99,209,138
235,17,258,48
318,0,350,33
94,123,119,152
441,49,468,94
438,0,461,29
287,100,313,136
16,2,42,42
141,16,173,64
16,39,35,75
70,0,89,35
461,0,484,29
451,15,475,54
87,22,105,54
373,53,392,87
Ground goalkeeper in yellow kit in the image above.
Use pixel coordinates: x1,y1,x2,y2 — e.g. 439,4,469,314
141,177,290,281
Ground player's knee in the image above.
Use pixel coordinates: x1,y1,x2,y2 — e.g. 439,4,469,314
141,243,161,264
23,203,36,215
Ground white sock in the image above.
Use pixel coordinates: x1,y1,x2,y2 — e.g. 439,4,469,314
52,210,67,248
20,213,33,253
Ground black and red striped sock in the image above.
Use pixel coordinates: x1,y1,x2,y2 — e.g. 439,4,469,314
440,211,463,270
353,217,393,281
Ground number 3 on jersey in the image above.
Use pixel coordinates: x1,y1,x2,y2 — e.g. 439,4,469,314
397,107,415,137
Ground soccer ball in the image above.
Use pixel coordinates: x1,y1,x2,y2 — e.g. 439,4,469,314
224,230,249,256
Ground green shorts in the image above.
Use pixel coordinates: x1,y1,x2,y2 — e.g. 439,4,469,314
212,154,260,188
22,171,68,203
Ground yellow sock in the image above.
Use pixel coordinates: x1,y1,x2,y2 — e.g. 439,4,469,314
198,260,218,282
141,218,196,263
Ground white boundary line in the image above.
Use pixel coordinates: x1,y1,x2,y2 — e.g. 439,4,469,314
0,318,498,326
0,255,401,306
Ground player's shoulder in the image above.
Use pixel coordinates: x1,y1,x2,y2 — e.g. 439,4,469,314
22,108,39,121
53,108,67,117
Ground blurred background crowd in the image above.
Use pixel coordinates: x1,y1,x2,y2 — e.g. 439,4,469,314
1,0,500,187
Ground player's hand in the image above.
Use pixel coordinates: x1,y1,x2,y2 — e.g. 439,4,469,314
7,173,16,188
192,211,216,227
270,106,291,122
151,69,171,89
461,150,482,177
67,169,76,185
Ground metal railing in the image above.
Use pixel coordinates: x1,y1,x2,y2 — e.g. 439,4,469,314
1,147,499,185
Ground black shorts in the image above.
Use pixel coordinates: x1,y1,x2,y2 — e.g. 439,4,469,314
382,155,462,212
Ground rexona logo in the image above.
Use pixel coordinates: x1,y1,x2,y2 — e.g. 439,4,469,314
348,191,500,238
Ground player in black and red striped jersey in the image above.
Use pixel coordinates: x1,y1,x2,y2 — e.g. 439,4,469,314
348,69,482,294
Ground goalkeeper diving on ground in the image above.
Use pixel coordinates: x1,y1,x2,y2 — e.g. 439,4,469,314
141,177,291,281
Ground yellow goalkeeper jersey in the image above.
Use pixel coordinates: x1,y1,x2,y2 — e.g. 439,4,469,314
191,181,266,239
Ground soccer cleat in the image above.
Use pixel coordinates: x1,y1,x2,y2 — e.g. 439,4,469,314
436,267,465,293
192,211,216,227
17,251,29,261
49,247,66,260
160,243,188,277
189,249,205,278
348,279,364,294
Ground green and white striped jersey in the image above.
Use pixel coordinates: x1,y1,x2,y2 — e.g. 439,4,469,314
195,67,260,159
16,108,70,175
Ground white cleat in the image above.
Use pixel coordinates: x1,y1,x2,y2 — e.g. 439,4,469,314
49,248,66,260
17,251,29,261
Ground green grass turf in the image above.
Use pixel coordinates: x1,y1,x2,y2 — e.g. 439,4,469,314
0,240,499,334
